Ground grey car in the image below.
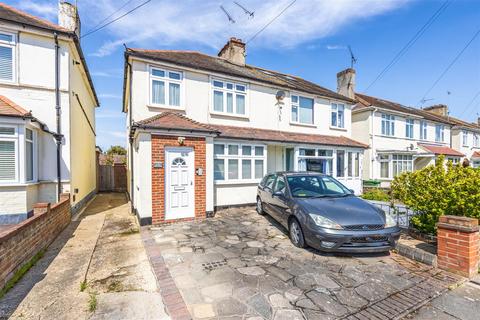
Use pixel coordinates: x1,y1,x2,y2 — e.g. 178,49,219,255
256,172,401,253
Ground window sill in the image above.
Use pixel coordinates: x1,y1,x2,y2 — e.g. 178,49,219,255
0,181,39,187
290,122,316,128
214,179,261,185
147,104,185,111
330,126,347,132
210,111,249,119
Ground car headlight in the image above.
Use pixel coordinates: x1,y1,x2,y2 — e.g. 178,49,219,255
384,212,397,228
308,214,343,230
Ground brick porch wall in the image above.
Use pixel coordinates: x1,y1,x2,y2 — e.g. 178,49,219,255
151,135,206,224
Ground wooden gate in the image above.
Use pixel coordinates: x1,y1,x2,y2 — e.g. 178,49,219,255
98,164,127,192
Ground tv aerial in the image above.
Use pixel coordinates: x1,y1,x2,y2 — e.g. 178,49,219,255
348,45,357,68
220,5,236,23
234,1,254,18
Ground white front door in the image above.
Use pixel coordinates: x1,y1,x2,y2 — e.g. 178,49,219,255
165,147,195,220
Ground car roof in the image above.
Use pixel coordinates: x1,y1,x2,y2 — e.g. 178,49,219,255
273,171,327,177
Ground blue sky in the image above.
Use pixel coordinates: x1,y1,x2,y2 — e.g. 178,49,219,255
6,0,480,150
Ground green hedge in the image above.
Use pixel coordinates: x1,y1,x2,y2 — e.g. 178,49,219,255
361,189,390,202
391,155,480,234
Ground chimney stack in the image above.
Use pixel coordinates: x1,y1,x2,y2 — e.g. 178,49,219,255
218,38,246,66
477,117,480,126
424,104,449,117
58,2,81,37
337,68,356,100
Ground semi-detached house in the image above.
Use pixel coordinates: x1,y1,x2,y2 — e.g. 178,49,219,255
123,38,367,225
0,2,98,223
339,69,479,188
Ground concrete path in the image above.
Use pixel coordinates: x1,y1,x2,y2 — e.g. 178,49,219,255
144,206,463,320
0,193,168,320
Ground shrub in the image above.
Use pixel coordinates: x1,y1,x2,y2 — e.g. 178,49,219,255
391,155,480,234
361,188,390,202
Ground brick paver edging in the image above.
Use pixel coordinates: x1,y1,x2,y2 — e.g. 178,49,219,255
141,227,191,320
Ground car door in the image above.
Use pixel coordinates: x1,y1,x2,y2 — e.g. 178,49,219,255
269,175,291,227
259,174,276,214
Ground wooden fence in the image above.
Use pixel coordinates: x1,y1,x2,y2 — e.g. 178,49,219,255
98,164,127,192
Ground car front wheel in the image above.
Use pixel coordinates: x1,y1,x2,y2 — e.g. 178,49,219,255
256,197,266,215
289,218,306,248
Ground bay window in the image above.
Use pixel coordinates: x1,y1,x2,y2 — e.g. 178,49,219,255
298,148,333,175
381,114,395,136
0,31,15,82
25,129,34,181
0,126,17,181
291,95,314,124
214,143,265,182
392,154,413,176
150,67,182,107
379,155,389,178
336,150,345,177
212,79,246,116
331,103,345,128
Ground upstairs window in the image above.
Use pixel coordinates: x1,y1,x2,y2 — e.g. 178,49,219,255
331,103,345,128
381,114,395,136
419,121,427,140
150,67,182,107
435,124,444,142
291,95,314,125
462,130,469,146
405,119,414,138
212,79,246,116
0,31,15,82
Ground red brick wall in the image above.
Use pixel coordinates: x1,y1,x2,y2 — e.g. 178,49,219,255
151,135,206,224
0,194,71,289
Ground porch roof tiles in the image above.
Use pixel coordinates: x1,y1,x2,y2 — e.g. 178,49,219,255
472,151,480,159
0,95,31,118
418,143,464,157
135,112,368,148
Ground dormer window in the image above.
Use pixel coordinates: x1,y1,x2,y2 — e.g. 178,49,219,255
211,79,247,116
150,66,183,108
0,31,16,82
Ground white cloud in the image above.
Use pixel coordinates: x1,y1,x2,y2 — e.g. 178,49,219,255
98,93,121,99
16,0,57,21
91,69,123,77
96,110,124,119
77,0,409,57
326,45,347,50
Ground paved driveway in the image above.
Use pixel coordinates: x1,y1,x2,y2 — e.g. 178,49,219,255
143,207,462,320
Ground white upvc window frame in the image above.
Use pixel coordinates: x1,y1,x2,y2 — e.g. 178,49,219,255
435,124,445,142
405,118,414,139
378,153,413,180
213,142,266,184
210,78,248,117
149,65,184,109
381,113,395,136
379,154,390,179
419,120,427,140
0,124,19,183
474,133,479,148
291,94,315,125
331,103,345,128
0,30,16,83
462,130,469,147
24,127,37,182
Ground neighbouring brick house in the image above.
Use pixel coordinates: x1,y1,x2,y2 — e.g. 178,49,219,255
123,38,367,225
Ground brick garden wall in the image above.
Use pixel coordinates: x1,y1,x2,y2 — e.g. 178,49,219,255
0,194,71,289
151,135,206,225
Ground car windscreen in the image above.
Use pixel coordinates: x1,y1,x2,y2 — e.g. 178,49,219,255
286,175,351,198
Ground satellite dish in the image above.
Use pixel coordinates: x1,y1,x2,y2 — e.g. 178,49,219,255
276,90,286,102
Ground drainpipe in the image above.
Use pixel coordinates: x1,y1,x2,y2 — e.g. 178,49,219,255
370,107,377,180
127,61,135,214
54,33,62,201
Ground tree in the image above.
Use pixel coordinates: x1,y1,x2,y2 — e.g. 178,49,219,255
106,145,126,156
391,155,480,234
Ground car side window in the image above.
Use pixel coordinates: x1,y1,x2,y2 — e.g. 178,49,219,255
265,175,276,190
273,176,287,195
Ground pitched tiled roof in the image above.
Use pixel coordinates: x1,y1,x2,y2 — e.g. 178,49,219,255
0,95,31,117
354,93,457,125
0,3,68,33
135,112,218,133
126,49,355,104
472,151,480,158
134,112,368,148
418,144,464,157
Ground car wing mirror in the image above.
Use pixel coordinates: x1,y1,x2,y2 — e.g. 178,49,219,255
273,191,285,197
349,189,355,194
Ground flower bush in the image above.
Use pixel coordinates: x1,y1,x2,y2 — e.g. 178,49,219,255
391,155,480,234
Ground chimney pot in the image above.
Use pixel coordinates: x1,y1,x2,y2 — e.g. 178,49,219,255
218,37,246,66
336,68,356,99
424,104,449,117
58,2,81,37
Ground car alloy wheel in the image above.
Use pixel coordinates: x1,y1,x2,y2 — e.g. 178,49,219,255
256,198,265,215
289,219,305,248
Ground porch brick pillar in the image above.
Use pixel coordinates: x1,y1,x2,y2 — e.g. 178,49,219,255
437,215,479,279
